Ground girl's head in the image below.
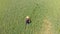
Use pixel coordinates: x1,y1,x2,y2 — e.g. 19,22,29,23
26,16,30,19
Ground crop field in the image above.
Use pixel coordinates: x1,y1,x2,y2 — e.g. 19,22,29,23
0,0,60,34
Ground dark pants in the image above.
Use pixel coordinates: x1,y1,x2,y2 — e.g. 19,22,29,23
26,19,31,24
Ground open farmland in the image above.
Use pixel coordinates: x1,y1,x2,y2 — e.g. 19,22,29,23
0,0,60,34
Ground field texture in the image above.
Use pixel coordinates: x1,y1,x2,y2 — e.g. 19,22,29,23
0,0,60,34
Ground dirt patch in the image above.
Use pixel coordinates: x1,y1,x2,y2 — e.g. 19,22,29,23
43,18,52,34
40,17,53,34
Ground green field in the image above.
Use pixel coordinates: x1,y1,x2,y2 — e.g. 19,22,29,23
0,0,60,34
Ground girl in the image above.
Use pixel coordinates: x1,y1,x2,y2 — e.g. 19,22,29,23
26,16,31,24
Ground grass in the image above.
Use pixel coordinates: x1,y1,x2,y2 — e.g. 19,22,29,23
0,0,60,34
